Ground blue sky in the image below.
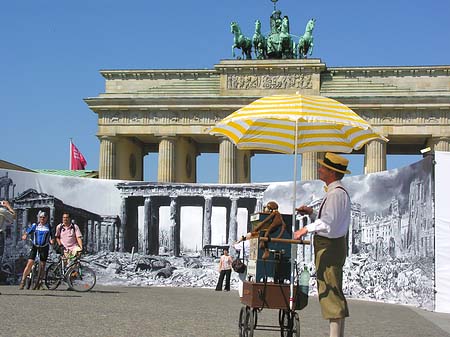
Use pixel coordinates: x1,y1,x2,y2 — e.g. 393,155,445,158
1,0,449,182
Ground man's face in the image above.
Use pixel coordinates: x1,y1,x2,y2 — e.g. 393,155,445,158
62,214,70,225
318,165,334,183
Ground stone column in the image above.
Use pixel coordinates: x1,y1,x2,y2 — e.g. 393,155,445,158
158,137,176,182
364,140,387,174
12,210,19,244
115,219,120,252
81,219,88,251
427,137,450,152
99,136,117,179
237,150,252,183
148,198,159,255
87,220,93,253
202,196,213,249
91,220,97,253
119,198,127,252
219,138,237,184
22,208,28,229
112,218,117,252
96,221,101,252
49,207,55,229
244,199,257,233
228,197,239,246
143,197,151,255
169,196,178,256
255,197,264,213
301,152,324,180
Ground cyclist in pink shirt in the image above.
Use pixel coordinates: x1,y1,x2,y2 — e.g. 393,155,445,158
55,213,83,257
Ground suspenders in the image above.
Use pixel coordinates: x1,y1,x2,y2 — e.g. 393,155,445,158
318,186,349,219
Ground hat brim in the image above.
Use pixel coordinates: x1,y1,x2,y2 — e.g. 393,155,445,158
317,159,351,174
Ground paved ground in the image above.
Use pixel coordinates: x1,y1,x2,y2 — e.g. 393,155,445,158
1,285,449,337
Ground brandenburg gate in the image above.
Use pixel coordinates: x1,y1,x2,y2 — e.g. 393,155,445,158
85,59,450,182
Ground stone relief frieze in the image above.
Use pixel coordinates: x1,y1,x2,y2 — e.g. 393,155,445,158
101,108,447,127
102,111,228,125
117,183,267,199
227,74,312,90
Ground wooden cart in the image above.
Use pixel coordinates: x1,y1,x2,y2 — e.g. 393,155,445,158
238,236,310,337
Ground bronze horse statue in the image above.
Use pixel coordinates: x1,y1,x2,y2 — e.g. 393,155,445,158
298,18,315,59
279,16,296,59
252,19,267,60
231,21,252,60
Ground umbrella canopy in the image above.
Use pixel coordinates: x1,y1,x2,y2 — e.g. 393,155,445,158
210,94,388,154
210,93,387,311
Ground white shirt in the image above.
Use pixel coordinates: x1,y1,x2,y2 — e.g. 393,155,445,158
306,180,351,239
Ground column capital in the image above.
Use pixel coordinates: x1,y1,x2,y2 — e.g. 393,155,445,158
157,135,177,141
99,135,118,142
427,136,450,152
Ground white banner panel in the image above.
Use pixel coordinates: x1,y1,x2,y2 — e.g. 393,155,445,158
435,151,450,313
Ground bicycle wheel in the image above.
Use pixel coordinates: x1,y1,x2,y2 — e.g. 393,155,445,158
25,271,32,290
67,263,96,292
45,262,62,290
25,262,38,289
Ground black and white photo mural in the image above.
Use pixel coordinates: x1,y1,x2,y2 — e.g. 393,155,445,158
264,156,435,310
0,154,444,312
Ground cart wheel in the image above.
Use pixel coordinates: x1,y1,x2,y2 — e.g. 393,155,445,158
243,306,254,337
279,310,294,337
252,308,258,330
292,312,300,337
238,306,246,337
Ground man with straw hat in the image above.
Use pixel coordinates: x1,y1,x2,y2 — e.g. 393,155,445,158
294,152,351,337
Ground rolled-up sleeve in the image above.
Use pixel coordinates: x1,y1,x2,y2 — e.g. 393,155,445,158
306,218,330,234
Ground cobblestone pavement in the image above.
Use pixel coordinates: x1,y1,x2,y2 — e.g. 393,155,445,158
1,285,449,337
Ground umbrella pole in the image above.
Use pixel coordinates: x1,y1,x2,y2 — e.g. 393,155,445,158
290,120,299,311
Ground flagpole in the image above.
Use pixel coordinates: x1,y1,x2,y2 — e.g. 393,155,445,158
69,138,72,170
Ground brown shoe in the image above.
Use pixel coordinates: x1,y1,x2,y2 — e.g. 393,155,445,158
18,280,25,290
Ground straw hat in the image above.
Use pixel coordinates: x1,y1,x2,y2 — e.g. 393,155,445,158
317,152,351,174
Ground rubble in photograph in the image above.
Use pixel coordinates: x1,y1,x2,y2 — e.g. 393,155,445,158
82,251,433,310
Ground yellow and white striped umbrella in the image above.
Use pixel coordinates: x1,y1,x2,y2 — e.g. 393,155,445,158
210,94,387,311
210,94,387,154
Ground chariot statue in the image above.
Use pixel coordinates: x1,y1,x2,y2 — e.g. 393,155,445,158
229,0,316,60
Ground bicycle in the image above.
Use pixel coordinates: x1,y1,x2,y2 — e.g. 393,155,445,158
45,251,96,292
23,239,45,290
25,259,40,290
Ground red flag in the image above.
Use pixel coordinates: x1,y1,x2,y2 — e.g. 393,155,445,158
70,141,87,170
